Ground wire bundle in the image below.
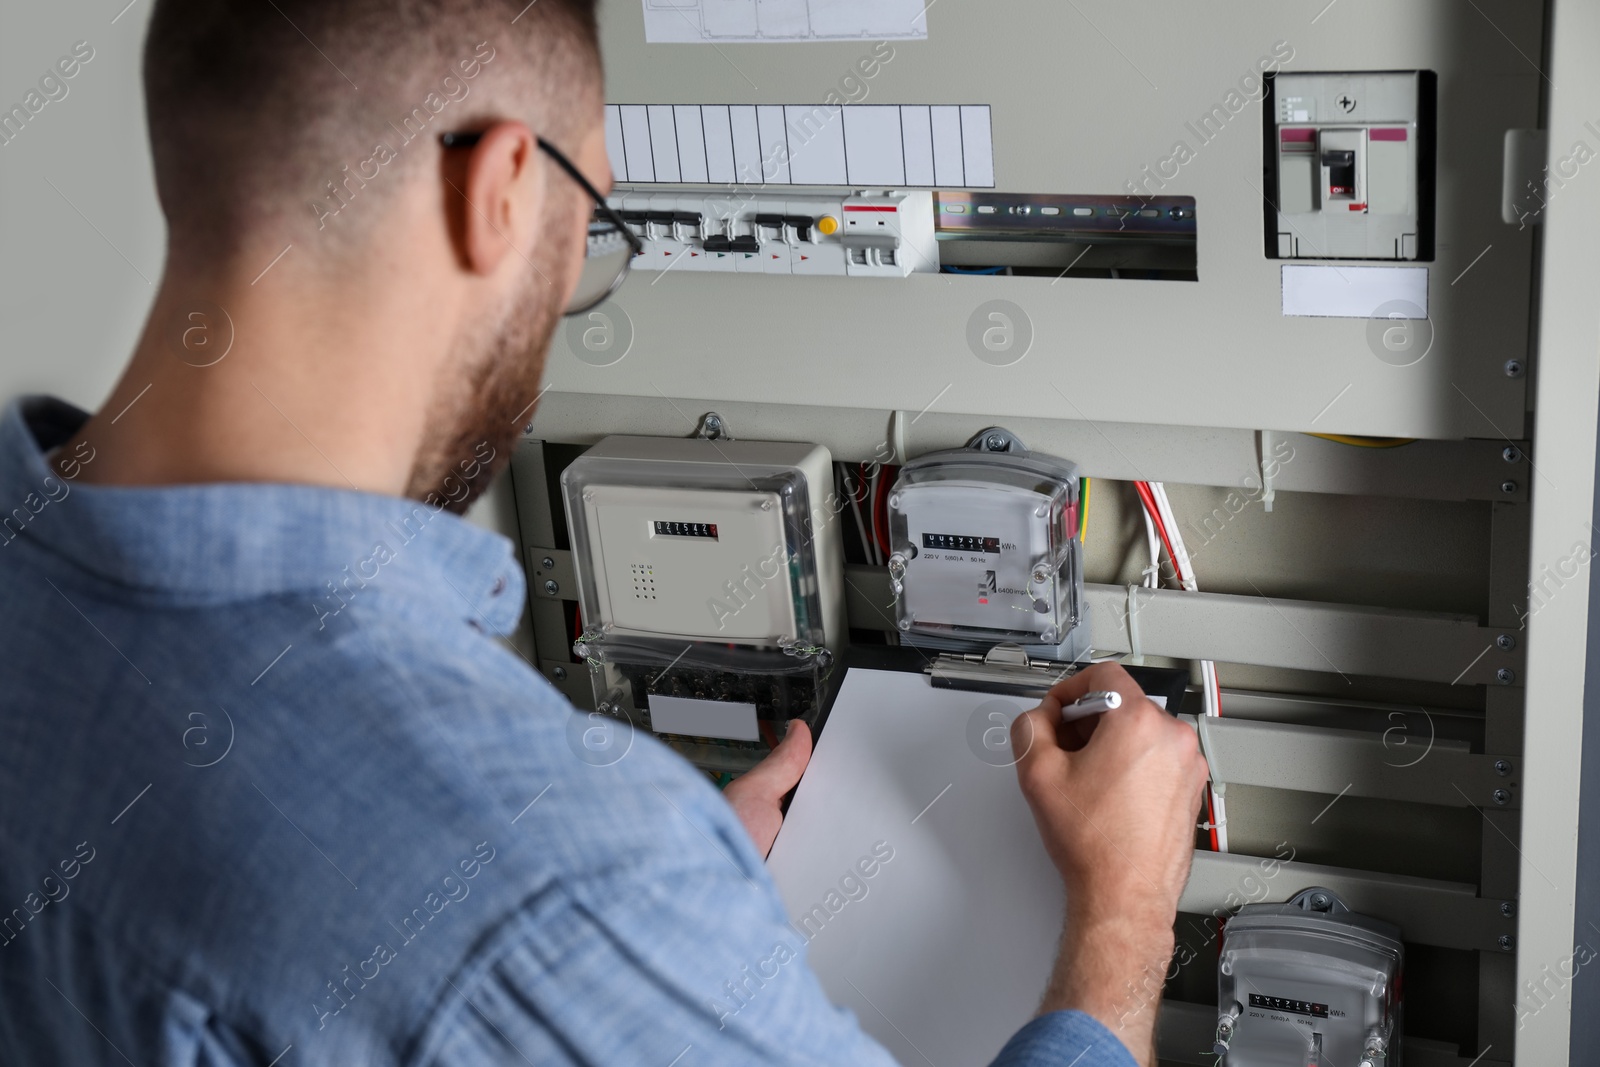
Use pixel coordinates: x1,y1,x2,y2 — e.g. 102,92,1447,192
1133,481,1228,854
836,463,900,568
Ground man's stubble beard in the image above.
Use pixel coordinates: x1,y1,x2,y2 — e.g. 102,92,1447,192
406,233,572,515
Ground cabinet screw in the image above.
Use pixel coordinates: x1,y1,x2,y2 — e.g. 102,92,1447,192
1492,788,1511,806
1499,934,1516,951
1501,901,1517,918
552,666,567,681
1502,446,1521,463
541,556,555,570
1494,759,1512,776
1500,480,1518,495
1496,633,1516,651
1495,667,1516,684
544,579,559,596
1504,359,1524,378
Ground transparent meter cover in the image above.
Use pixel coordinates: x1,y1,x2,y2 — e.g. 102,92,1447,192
1217,890,1403,1067
575,633,831,775
887,446,1083,649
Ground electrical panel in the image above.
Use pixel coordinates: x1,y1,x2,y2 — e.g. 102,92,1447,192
505,2,1566,1059
885,432,1087,660
615,190,936,277
1268,71,1434,260
562,435,844,772
1216,888,1403,1067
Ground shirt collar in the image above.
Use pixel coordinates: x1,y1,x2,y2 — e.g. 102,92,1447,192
0,396,526,636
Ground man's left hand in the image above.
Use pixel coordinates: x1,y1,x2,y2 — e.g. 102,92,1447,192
723,720,813,857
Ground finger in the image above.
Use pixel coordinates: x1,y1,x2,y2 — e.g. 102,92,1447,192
1037,667,1100,709
1010,705,1067,776
726,719,812,802
1059,712,1100,752
1038,665,1157,754
1039,662,1148,713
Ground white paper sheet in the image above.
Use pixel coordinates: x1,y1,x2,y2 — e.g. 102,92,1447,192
766,669,1065,1066
642,0,929,43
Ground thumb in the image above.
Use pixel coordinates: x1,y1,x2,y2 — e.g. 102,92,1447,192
1010,705,1071,794
729,720,813,800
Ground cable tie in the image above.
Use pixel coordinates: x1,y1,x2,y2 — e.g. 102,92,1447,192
1126,584,1146,663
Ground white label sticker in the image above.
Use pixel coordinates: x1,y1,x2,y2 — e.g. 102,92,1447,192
1281,264,1429,319
648,694,761,742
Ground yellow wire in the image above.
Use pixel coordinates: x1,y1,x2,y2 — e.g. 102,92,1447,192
1308,433,1417,449
1078,477,1090,546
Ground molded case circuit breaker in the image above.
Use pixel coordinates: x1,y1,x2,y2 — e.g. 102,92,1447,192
1270,71,1433,260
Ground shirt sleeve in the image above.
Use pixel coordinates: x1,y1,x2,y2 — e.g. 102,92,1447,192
410,771,1134,1067
414,865,902,1067
988,1011,1139,1067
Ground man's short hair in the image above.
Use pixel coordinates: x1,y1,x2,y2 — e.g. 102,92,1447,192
143,0,601,253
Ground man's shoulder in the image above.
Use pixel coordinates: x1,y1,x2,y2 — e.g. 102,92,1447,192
255,601,735,872
7,591,754,1060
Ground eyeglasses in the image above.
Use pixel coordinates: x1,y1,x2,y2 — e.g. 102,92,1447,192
439,132,641,316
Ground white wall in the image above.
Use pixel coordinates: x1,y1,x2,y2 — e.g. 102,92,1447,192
0,1,163,407
0,0,535,653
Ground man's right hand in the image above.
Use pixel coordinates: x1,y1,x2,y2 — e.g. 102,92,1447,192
1009,662,1210,1065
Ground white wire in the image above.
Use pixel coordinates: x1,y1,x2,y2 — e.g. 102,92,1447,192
1139,505,1161,589
1149,482,1196,592
1147,481,1228,852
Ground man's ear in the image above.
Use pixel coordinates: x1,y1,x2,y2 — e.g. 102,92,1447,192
452,122,547,276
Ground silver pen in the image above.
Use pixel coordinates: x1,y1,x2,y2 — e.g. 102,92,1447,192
1061,690,1122,722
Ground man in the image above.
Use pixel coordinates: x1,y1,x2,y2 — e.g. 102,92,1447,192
0,1,1208,1064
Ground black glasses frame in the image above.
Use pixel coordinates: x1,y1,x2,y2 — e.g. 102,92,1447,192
439,132,641,315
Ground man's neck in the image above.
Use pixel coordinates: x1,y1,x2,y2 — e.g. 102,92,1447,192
64,250,455,497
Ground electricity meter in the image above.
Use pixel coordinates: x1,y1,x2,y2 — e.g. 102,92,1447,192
561,433,844,773
885,430,1087,660
1216,887,1404,1067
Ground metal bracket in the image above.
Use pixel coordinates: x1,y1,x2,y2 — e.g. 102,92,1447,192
1191,713,1227,789
1182,850,1504,951
967,426,1026,453
1178,713,1519,809
697,411,734,441
529,547,575,599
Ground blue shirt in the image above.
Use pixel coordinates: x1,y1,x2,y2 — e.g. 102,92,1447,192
0,396,1132,1067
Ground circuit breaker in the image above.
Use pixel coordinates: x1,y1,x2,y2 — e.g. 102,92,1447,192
1269,71,1433,260
562,434,845,772
885,431,1087,660
613,190,937,277
1216,888,1404,1067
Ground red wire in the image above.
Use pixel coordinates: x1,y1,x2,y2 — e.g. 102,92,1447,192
874,465,893,556
855,464,873,562
1136,481,1220,852
1134,481,1184,586
1203,791,1220,853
